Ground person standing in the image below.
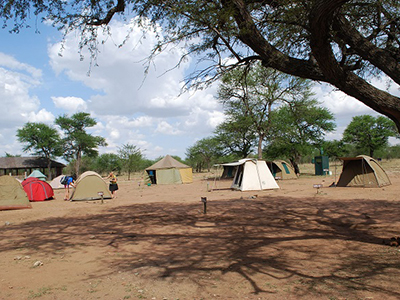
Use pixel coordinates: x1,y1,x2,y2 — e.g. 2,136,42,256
106,171,118,198
63,176,75,200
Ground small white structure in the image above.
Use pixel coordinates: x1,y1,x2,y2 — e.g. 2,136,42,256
226,159,279,191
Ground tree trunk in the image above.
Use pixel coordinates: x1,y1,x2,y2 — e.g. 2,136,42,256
46,157,52,180
289,158,300,175
75,152,81,178
257,133,265,160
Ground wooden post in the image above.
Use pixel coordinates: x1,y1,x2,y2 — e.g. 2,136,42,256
201,197,207,214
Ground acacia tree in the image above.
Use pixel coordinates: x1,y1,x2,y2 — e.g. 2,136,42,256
118,143,144,180
1,1,399,130
55,112,107,177
265,97,335,174
16,122,63,179
320,140,351,160
342,115,398,157
186,137,224,172
93,153,122,174
218,63,311,159
214,115,256,159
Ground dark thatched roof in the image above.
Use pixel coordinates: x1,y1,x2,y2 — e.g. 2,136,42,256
0,157,66,169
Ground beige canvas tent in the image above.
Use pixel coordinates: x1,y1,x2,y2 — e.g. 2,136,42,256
145,155,193,185
0,175,31,210
336,155,391,187
50,174,65,189
229,159,279,191
70,171,112,201
266,160,298,180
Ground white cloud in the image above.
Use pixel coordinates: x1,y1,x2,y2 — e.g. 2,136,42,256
313,83,377,119
0,54,45,129
21,109,55,123
0,53,58,156
48,19,191,117
312,79,400,142
52,96,88,112
0,52,42,82
155,121,182,135
46,19,223,158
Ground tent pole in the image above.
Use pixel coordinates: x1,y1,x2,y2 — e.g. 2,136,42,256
254,159,263,190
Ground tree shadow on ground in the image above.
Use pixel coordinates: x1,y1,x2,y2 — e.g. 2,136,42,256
2,196,400,298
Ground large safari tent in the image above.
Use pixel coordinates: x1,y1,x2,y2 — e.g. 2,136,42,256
0,175,31,210
145,155,193,185
336,155,391,188
228,159,279,191
70,171,112,201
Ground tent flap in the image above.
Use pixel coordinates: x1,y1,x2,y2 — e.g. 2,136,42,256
179,168,193,184
156,169,182,184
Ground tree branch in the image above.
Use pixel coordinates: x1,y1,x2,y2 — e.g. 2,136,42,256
88,0,126,26
333,14,400,85
309,0,400,130
225,0,326,81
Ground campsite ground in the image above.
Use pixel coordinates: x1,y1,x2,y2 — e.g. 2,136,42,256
1,161,400,299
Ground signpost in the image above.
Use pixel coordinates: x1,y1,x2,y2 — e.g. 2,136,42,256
313,184,323,194
201,197,207,214
98,191,104,204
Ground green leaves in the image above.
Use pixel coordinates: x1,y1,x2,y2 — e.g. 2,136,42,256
16,122,63,158
343,115,398,157
186,137,224,172
16,122,63,179
264,97,335,169
55,112,107,176
118,143,144,179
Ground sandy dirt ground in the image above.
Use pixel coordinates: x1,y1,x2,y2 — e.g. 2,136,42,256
1,168,400,300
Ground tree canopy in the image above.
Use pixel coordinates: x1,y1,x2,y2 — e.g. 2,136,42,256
217,63,316,159
118,143,144,180
93,153,122,174
16,122,63,179
186,137,224,172
265,97,335,173
342,115,398,157
214,116,256,159
1,1,399,130
55,112,107,176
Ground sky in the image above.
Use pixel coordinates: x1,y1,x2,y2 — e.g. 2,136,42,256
0,18,399,160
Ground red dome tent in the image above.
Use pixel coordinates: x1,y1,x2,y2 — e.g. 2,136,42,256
22,177,54,201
